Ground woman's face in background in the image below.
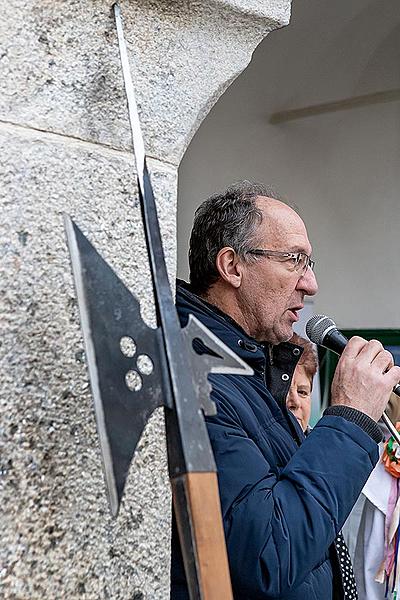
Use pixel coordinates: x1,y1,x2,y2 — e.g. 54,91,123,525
286,365,312,431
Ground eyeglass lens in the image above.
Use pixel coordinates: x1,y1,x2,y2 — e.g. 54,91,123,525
297,254,313,274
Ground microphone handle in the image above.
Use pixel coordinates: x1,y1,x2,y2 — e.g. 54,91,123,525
381,412,400,445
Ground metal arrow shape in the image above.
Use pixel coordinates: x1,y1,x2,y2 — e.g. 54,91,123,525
65,216,252,518
65,216,169,516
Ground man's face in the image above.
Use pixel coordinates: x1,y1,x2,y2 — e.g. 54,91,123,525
236,197,318,344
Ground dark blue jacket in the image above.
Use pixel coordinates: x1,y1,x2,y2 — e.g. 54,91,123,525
171,282,379,600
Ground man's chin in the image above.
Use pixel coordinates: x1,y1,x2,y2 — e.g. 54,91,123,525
257,321,294,345
266,331,294,345
277,325,295,344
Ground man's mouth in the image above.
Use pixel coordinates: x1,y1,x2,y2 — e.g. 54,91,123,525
287,305,303,321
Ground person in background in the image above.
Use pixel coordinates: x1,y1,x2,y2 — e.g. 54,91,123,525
343,392,400,600
286,333,318,433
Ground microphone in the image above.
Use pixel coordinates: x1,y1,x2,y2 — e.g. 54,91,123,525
306,314,400,442
306,315,349,355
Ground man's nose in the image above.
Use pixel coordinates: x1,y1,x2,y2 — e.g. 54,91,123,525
297,266,318,296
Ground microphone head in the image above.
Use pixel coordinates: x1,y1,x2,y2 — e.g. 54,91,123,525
306,314,337,345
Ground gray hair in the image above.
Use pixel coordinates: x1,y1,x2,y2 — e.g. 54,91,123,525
189,181,282,295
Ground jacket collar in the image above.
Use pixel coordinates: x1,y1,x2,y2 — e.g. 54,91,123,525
176,280,303,389
176,280,306,444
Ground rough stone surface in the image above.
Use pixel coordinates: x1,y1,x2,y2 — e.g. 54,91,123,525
0,0,292,597
0,0,289,165
0,125,175,599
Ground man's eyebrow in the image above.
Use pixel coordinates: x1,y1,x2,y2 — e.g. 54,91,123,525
288,246,313,254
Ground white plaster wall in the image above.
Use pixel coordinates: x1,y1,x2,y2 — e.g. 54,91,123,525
178,0,400,330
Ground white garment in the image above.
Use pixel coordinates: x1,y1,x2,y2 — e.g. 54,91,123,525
343,443,393,600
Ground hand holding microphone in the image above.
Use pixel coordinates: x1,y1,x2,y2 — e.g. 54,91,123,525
307,315,400,440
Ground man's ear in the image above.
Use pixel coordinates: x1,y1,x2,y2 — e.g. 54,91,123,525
215,247,243,289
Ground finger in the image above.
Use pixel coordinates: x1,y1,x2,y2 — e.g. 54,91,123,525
371,349,395,374
341,336,368,360
357,339,386,364
384,365,400,389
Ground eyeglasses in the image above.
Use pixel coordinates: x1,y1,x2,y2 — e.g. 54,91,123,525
246,249,315,275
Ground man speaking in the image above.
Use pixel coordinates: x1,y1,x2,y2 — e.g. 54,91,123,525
171,182,400,599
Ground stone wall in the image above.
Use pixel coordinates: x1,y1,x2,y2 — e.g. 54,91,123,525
0,1,290,597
